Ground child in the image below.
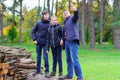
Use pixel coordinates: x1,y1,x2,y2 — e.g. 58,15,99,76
46,16,63,78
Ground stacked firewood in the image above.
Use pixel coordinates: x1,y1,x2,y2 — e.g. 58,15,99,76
0,46,36,80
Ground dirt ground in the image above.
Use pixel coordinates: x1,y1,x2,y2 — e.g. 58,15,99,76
27,71,72,80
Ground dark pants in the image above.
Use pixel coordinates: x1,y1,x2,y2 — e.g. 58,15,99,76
36,44,49,73
51,46,62,73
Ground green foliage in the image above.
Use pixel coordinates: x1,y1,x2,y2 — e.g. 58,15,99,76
7,26,17,43
110,0,120,28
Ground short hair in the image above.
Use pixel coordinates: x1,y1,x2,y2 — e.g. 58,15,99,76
42,11,49,15
62,9,69,13
50,16,57,20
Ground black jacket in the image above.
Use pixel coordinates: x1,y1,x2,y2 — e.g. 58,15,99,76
31,20,50,45
46,23,63,50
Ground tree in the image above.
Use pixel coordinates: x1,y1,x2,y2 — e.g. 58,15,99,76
19,0,23,43
43,0,46,10
51,0,54,15
99,0,103,45
112,0,120,49
56,0,58,16
7,26,17,43
81,0,86,48
0,0,5,43
88,0,95,49
47,0,50,14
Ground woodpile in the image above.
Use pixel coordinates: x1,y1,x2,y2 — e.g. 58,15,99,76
0,46,36,80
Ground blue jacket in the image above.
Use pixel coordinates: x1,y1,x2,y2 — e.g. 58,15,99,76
31,20,50,45
64,10,80,44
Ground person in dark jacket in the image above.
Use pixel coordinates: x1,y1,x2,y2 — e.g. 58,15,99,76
31,11,50,77
46,16,63,78
60,4,83,80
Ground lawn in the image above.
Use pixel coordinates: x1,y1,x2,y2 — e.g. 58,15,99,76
1,43,120,80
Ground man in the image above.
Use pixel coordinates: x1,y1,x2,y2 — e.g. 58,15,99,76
31,11,50,77
61,4,83,80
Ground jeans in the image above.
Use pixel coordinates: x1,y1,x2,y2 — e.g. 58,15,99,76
36,44,49,73
65,41,82,79
51,46,62,73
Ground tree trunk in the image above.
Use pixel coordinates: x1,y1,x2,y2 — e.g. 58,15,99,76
51,0,54,15
47,0,50,15
43,0,46,10
81,0,86,48
88,0,95,49
113,28,120,49
56,0,58,16
68,0,70,10
0,2,4,43
113,0,120,49
19,0,23,44
37,0,40,20
99,0,103,45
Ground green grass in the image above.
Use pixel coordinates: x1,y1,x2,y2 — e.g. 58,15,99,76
1,43,120,80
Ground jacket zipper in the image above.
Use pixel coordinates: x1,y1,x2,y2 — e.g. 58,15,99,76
52,27,55,47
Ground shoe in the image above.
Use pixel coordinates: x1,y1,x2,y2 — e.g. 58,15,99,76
45,72,49,77
45,71,55,78
58,75,72,79
32,71,40,76
77,78,83,80
59,72,63,76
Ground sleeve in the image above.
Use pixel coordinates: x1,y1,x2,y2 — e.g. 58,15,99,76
31,22,38,41
58,25,63,40
72,10,79,23
46,28,50,51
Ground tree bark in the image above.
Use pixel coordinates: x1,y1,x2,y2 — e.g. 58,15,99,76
99,0,103,45
113,0,120,49
88,0,95,49
19,0,23,44
81,0,86,48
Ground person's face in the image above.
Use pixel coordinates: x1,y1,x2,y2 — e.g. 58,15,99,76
43,13,49,20
51,17,57,25
63,10,70,19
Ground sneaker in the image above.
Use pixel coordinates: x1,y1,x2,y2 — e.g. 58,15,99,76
45,72,49,77
58,75,72,79
77,78,83,80
59,72,63,76
45,71,55,78
32,71,40,76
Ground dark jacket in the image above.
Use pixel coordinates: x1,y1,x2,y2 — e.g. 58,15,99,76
46,23,63,50
64,10,80,44
31,19,50,45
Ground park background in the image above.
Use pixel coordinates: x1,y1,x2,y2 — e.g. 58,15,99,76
0,0,120,80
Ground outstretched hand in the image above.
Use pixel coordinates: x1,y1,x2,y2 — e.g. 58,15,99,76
70,4,77,12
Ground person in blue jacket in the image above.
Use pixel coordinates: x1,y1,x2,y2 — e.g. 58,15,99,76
60,4,83,80
31,11,50,77
46,16,63,78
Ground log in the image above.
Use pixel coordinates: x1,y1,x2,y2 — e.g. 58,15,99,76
20,58,35,64
17,63,36,69
3,69,8,75
0,76,3,80
7,53,31,58
6,60,17,66
0,54,6,63
2,63,9,69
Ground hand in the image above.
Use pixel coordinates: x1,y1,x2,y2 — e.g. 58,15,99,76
70,4,77,12
46,50,49,54
60,39,63,46
33,40,38,44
